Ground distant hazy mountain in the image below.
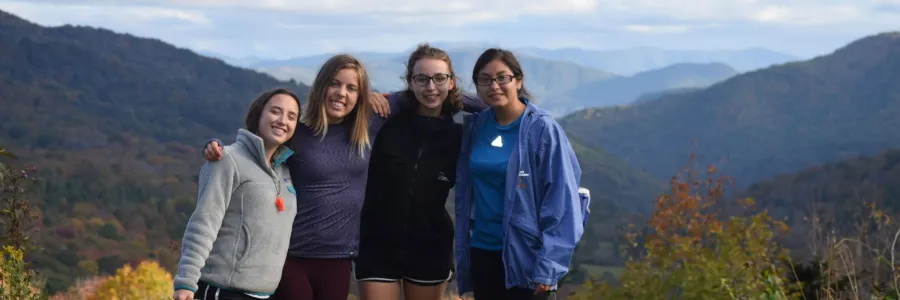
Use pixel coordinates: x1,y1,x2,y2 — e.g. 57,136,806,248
196,50,270,68
566,62,737,109
633,86,706,104
247,43,792,116
560,32,900,188
516,46,799,75
251,49,619,116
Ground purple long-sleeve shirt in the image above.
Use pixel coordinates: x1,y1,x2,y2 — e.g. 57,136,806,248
286,92,487,259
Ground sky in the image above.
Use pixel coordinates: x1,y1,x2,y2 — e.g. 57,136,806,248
0,0,898,60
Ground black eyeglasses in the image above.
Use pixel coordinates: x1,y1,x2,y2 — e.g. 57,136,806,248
474,74,516,86
411,73,452,86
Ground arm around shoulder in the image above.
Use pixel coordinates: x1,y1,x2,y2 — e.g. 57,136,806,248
460,93,489,113
173,151,240,292
531,118,585,286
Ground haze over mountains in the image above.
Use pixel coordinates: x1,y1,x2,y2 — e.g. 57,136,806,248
560,31,900,189
221,44,788,116
0,9,660,293
1,7,899,297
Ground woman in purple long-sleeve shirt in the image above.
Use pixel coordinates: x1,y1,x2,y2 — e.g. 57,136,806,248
203,53,487,300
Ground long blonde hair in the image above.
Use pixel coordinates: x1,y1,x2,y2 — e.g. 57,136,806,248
301,54,372,158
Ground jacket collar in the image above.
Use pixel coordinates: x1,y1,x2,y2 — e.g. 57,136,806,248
235,129,295,169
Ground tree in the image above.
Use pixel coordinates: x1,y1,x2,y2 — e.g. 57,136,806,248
89,260,172,300
0,246,47,300
0,151,45,299
570,154,796,299
0,164,40,253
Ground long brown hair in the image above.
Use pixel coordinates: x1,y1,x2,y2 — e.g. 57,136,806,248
403,43,462,115
301,54,372,158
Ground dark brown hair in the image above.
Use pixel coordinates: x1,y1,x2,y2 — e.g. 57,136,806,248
245,88,302,144
403,43,462,115
301,54,372,158
471,48,532,99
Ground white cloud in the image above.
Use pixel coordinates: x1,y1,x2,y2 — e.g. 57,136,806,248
591,0,882,26
0,0,896,59
1,1,211,27
624,24,692,33
33,0,601,18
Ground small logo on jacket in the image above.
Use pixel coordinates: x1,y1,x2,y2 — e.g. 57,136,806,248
517,171,529,188
437,172,450,182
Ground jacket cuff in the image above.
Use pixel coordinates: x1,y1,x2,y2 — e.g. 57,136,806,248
532,256,565,286
173,284,197,293
532,276,555,286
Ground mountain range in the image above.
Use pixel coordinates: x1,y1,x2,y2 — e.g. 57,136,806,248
515,46,800,75
560,31,900,189
565,62,738,110
241,49,750,116
2,8,899,297
0,9,660,294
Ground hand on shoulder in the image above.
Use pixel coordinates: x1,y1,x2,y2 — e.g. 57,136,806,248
204,140,224,161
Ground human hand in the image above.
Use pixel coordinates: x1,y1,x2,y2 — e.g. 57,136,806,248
456,291,472,300
203,140,223,161
173,289,194,300
369,92,391,118
535,283,551,294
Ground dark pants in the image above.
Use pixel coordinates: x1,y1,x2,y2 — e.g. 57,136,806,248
471,247,555,300
272,256,353,300
195,282,259,300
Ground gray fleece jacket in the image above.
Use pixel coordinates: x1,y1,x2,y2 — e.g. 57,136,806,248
174,129,297,297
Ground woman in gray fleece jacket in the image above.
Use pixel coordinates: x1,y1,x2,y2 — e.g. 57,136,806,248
173,88,302,300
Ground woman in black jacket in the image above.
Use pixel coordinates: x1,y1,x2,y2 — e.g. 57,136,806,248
355,43,478,300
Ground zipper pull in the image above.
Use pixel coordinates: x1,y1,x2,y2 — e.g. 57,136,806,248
275,194,284,212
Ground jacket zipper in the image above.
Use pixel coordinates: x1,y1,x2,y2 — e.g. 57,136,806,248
407,139,427,196
398,138,427,237
269,158,282,205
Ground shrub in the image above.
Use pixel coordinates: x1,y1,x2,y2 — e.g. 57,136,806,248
89,260,172,300
0,245,48,300
570,155,796,299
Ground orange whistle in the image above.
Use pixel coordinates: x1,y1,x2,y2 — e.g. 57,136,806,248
275,196,284,212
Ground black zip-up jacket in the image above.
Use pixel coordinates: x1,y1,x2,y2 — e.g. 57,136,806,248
359,110,462,258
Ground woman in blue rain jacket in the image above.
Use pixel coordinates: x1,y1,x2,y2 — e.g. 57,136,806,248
454,48,590,300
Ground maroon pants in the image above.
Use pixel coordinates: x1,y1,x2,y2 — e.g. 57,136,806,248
272,256,353,300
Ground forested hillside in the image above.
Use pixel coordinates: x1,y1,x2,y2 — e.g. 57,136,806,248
0,10,309,293
741,148,900,257
0,9,662,294
560,32,900,188
566,62,737,108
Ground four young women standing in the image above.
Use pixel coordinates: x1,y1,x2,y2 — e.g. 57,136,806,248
185,45,587,300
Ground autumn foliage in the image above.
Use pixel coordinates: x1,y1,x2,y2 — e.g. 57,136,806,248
88,260,173,300
0,156,47,299
0,245,48,300
570,153,900,299
570,155,796,299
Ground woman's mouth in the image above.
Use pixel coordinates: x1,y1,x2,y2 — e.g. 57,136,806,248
423,94,440,102
329,99,346,109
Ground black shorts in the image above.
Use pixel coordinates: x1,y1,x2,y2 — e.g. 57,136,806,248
354,248,454,286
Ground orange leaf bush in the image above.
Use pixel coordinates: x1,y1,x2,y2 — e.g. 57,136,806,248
569,155,796,299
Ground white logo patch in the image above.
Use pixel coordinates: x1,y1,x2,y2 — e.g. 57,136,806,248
491,135,503,148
